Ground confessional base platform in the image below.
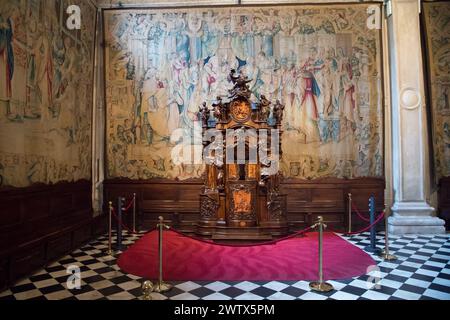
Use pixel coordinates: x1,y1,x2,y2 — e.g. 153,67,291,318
211,233,273,241
196,224,289,242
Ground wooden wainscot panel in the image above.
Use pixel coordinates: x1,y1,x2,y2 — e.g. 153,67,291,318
92,214,108,236
0,197,22,230
72,190,91,211
50,193,73,217
0,258,8,291
47,233,72,262
287,212,308,229
311,213,344,225
103,178,384,232
349,187,384,213
141,200,182,212
0,180,94,289
311,188,343,204
10,243,46,281
23,195,50,222
72,226,92,249
104,179,203,229
177,185,203,200
282,187,310,203
142,186,177,200
176,212,201,222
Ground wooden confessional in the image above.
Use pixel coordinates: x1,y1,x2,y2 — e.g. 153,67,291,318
196,70,289,240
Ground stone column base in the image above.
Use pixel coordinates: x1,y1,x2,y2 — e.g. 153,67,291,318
389,201,446,235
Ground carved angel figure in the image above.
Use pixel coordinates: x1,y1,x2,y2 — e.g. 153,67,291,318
259,95,271,121
199,102,209,127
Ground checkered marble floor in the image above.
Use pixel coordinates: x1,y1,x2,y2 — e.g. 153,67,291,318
0,230,449,300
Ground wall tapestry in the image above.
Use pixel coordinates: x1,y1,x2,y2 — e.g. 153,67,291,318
423,2,450,180
0,0,96,188
104,4,383,180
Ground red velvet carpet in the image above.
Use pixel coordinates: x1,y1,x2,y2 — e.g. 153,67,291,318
117,230,375,281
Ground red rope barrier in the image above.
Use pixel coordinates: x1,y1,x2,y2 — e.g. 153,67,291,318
122,197,134,213
111,207,137,234
328,211,385,236
351,203,370,222
168,225,314,247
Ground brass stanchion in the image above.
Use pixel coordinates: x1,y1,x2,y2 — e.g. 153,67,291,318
310,216,334,293
348,193,352,233
132,193,137,233
107,201,114,256
379,205,397,261
141,280,154,300
153,216,173,293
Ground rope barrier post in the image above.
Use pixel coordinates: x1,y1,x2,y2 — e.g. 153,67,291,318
153,216,172,293
348,193,352,233
379,204,397,261
116,197,126,251
107,201,115,256
141,280,154,300
309,216,334,293
364,196,382,254
133,193,137,233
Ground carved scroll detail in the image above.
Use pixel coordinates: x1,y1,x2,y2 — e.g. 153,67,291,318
200,194,219,219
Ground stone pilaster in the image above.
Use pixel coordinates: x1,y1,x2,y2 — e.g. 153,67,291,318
387,0,445,234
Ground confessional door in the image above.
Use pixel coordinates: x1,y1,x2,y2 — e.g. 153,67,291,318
226,181,258,228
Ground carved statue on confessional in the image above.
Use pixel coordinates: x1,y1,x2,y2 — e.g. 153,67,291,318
227,69,241,85
205,163,217,191
259,95,271,122
228,69,252,99
212,96,227,122
199,102,209,127
273,100,285,125
265,170,283,217
217,165,225,191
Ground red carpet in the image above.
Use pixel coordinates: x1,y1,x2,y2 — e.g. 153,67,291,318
117,230,375,281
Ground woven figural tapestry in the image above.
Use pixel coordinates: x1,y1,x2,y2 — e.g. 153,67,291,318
104,4,383,180
0,0,96,187
423,2,450,180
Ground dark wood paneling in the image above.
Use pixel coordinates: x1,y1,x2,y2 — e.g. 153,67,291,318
438,177,450,230
92,214,108,236
24,195,50,222
0,180,98,291
73,226,93,249
0,259,8,290
0,197,22,229
104,177,385,232
282,178,384,231
47,233,72,262
10,243,46,281
51,193,74,217
104,179,203,230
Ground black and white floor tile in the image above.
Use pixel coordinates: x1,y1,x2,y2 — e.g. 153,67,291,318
0,230,449,300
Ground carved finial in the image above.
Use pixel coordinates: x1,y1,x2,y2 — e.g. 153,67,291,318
228,69,252,100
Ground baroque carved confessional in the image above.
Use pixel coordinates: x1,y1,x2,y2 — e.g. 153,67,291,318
197,70,289,240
